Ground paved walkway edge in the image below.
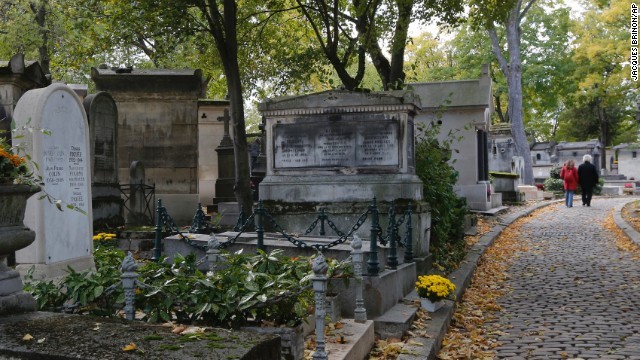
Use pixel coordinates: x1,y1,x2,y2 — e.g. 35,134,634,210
612,198,640,247
397,200,560,360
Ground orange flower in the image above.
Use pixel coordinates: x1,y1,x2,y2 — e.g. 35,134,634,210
10,154,25,167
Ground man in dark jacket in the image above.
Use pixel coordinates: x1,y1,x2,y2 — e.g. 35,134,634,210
578,154,599,206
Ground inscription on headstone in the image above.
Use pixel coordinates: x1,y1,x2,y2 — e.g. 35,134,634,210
274,118,399,169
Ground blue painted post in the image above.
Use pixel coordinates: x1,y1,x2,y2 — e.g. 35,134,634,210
367,197,380,276
404,207,414,263
256,201,265,252
120,252,139,321
319,208,326,236
152,199,163,262
312,253,328,360
387,201,398,269
351,235,367,322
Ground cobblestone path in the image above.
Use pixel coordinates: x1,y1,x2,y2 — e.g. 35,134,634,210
493,198,640,359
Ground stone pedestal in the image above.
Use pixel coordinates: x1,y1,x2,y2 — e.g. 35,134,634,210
0,185,39,315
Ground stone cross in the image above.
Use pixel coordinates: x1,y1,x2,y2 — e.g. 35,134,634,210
217,109,233,147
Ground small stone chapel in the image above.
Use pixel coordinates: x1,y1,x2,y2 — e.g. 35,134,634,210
409,65,498,211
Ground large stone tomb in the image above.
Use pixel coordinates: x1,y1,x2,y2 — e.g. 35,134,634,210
258,90,431,264
14,83,95,279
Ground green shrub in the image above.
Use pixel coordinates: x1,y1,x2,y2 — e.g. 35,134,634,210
543,177,564,192
24,247,350,328
415,122,469,273
594,178,605,195
549,164,562,179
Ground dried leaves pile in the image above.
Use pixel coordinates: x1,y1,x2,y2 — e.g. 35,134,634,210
437,205,559,359
605,208,640,259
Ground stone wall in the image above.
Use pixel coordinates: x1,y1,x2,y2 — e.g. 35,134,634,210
91,67,203,224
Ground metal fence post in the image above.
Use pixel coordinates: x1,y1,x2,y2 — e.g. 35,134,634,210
351,235,367,322
152,199,163,262
234,206,245,232
189,202,207,233
312,253,328,360
404,207,414,263
207,234,220,273
367,197,380,276
120,252,139,321
319,208,326,236
255,201,265,252
387,201,398,270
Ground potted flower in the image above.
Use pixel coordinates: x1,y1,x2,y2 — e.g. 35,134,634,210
0,138,32,184
415,274,456,312
0,135,41,315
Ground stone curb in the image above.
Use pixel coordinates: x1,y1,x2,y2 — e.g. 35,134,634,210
612,197,640,247
397,199,561,360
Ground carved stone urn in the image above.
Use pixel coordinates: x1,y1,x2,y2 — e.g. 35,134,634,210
0,184,39,315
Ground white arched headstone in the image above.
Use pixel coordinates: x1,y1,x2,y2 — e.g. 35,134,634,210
14,83,94,279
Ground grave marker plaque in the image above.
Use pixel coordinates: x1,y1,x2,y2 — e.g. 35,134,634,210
273,117,400,169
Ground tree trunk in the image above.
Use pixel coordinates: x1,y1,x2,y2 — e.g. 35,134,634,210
505,11,533,185
488,1,535,185
206,0,253,213
30,0,50,76
387,0,412,89
597,96,607,170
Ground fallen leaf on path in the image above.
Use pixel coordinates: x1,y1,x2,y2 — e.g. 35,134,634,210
122,343,137,351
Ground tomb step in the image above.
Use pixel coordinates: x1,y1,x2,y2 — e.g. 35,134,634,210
320,319,375,360
471,205,509,216
373,301,420,339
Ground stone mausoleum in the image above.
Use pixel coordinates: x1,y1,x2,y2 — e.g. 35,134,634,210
409,65,497,211
258,90,431,264
91,67,205,224
0,54,50,136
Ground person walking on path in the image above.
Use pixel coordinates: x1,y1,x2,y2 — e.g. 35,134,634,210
560,159,579,207
578,154,599,206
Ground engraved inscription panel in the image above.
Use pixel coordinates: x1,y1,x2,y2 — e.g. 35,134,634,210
273,119,399,169
357,122,398,165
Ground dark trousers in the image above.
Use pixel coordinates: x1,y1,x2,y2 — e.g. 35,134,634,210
582,187,594,206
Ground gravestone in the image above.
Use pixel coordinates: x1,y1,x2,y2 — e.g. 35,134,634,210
13,83,94,279
259,90,431,265
197,99,230,206
83,91,123,228
127,161,150,225
213,109,238,224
